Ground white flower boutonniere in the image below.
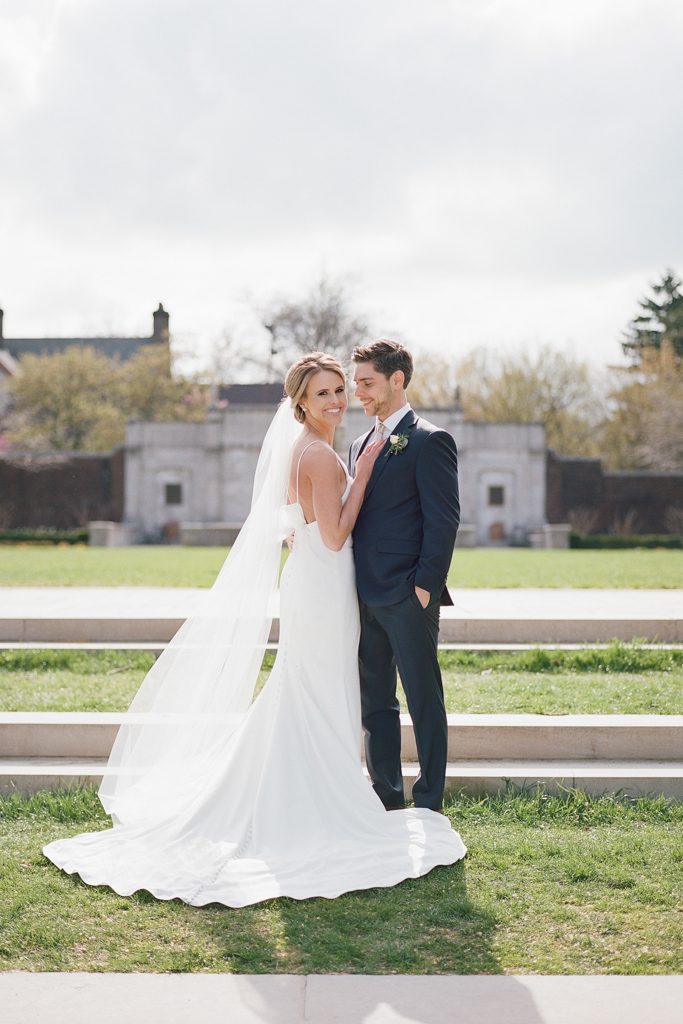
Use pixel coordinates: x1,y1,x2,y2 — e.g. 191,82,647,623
385,432,409,457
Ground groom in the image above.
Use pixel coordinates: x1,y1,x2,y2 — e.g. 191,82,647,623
349,340,459,813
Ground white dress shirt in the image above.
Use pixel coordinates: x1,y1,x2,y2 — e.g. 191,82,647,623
374,402,412,441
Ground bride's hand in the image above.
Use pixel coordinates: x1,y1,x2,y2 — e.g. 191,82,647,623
355,440,384,483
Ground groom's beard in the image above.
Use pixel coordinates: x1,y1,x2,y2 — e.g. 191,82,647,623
359,390,394,420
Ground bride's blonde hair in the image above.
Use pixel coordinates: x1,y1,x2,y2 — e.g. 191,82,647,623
284,352,347,424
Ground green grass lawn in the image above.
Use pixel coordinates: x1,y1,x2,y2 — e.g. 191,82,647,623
0,545,680,588
2,648,682,715
1,788,681,974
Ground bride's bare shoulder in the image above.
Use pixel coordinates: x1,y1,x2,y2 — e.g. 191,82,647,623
294,440,341,482
297,440,334,465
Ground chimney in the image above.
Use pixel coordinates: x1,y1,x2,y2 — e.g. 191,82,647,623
152,303,169,343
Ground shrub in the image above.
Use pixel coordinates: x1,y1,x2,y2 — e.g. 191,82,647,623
570,532,682,549
0,527,88,545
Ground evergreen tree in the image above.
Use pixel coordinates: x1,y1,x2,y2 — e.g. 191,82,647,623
622,268,683,362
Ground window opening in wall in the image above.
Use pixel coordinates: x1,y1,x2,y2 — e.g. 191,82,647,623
488,485,505,506
165,483,182,505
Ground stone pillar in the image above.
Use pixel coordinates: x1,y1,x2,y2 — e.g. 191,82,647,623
455,524,477,548
543,524,572,549
88,521,137,546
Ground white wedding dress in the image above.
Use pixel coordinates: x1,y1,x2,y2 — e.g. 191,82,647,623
43,418,466,907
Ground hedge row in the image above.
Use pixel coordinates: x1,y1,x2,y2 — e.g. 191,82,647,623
0,528,89,545
1,527,680,550
570,533,682,549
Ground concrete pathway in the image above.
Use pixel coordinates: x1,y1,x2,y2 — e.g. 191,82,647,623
1,586,681,619
1,973,682,1024
1,587,680,644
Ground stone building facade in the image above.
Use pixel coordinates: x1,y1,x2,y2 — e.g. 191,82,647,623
3,408,679,539
123,404,548,545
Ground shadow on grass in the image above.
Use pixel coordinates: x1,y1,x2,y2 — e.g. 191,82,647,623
201,859,501,976
196,859,552,1024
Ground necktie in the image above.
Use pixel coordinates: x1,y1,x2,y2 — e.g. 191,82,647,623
376,422,388,442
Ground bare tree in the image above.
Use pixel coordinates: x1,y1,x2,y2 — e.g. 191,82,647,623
455,346,605,456
408,351,460,409
261,275,371,378
602,340,683,471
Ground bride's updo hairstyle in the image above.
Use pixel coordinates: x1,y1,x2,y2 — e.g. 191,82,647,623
284,352,346,424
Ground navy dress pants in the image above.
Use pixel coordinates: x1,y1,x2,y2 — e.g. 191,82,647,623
358,592,447,811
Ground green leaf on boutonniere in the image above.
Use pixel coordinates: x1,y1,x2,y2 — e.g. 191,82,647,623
385,432,409,457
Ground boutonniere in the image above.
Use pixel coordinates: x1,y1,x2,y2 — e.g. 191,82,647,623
385,433,409,457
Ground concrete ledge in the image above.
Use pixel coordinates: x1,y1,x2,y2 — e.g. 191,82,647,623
1,588,680,644
0,757,106,793
179,523,242,546
88,522,138,547
0,713,122,757
454,523,477,547
435,759,683,799
3,712,683,761
0,618,187,643
3,973,682,1024
3,757,682,798
1,640,682,653
1,614,680,644
443,617,682,643
529,524,573,549
413,714,683,761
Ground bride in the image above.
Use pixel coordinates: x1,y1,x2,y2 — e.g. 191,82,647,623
43,352,466,907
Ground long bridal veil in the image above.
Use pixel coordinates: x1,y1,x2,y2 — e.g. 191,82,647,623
100,398,302,826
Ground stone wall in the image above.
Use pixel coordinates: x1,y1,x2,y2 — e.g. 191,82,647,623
0,449,124,529
546,451,683,533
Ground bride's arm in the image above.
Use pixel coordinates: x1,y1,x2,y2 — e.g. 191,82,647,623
303,443,383,551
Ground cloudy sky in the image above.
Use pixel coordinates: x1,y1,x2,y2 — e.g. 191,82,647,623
1,0,682,373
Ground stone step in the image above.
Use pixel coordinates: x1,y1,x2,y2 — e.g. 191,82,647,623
2,613,680,643
2,756,682,799
2,712,682,761
2,640,681,653
2,588,680,645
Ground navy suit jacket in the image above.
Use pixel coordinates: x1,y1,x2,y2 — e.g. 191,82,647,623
349,409,459,607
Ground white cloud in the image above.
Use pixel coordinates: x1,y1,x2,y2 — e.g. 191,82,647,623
0,0,681,366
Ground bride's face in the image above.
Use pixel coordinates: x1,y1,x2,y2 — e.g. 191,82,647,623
302,369,348,428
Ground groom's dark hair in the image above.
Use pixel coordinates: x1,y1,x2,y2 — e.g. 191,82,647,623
351,339,413,389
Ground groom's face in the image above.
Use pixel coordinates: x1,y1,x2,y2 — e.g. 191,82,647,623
353,362,395,419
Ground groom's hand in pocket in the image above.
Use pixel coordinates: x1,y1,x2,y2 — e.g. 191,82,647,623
415,585,430,609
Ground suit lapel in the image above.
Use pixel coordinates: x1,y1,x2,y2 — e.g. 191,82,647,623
351,427,374,475
364,409,417,501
